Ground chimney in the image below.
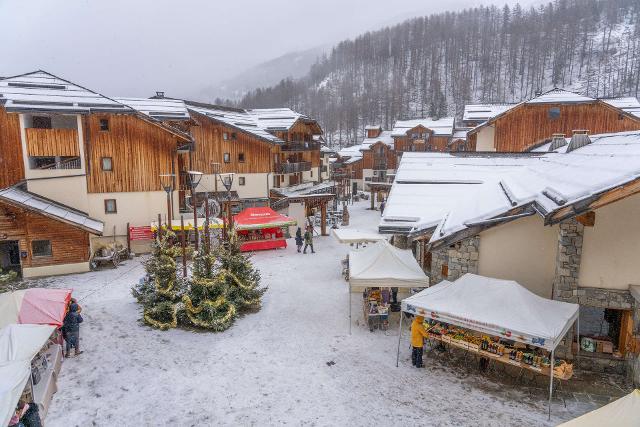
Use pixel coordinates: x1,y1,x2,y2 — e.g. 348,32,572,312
548,133,567,152
566,130,591,153
155,91,165,98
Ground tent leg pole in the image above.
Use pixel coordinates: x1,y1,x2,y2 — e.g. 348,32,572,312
396,310,403,368
349,283,352,335
548,349,555,421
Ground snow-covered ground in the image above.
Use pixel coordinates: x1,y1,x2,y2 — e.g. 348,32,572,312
38,201,614,426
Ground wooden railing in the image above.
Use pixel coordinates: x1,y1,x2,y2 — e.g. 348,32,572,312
37,157,82,170
276,161,312,174
280,142,320,151
26,128,79,157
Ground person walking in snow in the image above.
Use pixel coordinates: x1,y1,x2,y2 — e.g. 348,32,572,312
380,200,386,215
303,227,315,254
411,315,429,368
63,303,83,357
295,227,303,253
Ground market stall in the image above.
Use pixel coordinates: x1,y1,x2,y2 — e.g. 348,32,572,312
0,288,72,329
0,323,58,426
348,240,428,333
332,229,387,246
233,207,297,252
558,389,640,427
398,273,579,419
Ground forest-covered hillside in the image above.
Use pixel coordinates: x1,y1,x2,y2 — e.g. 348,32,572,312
239,0,640,145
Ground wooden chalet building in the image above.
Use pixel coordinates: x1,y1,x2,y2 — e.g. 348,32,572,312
178,102,323,210
0,70,194,274
391,117,456,156
359,125,396,186
466,88,640,152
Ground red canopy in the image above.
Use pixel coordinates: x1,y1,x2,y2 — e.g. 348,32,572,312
18,288,72,327
233,207,296,230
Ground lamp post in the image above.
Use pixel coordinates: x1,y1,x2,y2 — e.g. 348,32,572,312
220,173,235,240
187,170,203,251
159,173,175,228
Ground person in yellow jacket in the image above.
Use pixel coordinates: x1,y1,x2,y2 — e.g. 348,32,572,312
411,315,429,367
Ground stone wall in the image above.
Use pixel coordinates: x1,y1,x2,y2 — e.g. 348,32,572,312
429,236,479,284
552,219,583,303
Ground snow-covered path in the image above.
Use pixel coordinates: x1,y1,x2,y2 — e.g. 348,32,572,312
42,201,597,426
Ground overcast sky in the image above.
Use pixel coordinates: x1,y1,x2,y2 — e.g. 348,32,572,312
0,0,541,99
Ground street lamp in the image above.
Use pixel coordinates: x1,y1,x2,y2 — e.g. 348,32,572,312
219,173,235,238
159,173,175,227
187,170,204,251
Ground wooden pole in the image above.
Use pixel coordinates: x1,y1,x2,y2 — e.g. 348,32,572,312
180,215,187,277
370,186,375,210
157,213,162,242
320,201,327,236
126,222,131,255
204,197,210,255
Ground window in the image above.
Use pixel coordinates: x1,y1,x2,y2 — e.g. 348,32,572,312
223,153,230,163
104,199,117,214
310,169,313,177
239,177,246,186
32,240,52,257
99,119,109,131
238,153,245,163
32,116,52,129
101,157,113,171
231,132,237,140
548,107,561,120
223,132,229,141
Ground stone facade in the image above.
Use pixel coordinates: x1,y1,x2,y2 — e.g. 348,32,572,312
552,219,583,303
429,236,479,284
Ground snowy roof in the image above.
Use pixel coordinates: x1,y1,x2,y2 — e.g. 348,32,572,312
359,130,394,150
0,186,104,235
525,88,594,104
391,117,454,137
0,71,192,141
364,125,382,130
380,130,640,246
451,129,469,140
186,102,283,145
463,104,515,123
0,70,131,114
602,97,640,119
113,97,190,121
246,108,320,133
338,144,364,159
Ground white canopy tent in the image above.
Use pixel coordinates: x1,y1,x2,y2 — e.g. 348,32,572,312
397,274,579,419
558,389,640,427
0,324,55,426
332,229,387,245
348,240,428,333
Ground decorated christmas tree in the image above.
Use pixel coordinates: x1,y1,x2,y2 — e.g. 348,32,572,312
132,230,184,330
182,247,236,331
214,229,266,311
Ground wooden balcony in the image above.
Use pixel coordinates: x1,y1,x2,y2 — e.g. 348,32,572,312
26,128,79,157
276,161,312,174
280,142,320,151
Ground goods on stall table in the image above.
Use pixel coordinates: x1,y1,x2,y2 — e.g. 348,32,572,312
362,288,390,332
424,321,573,380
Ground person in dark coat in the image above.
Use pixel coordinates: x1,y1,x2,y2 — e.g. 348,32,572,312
63,303,83,357
303,227,315,254
295,227,303,253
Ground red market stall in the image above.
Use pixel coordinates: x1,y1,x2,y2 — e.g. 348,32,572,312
233,207,297,252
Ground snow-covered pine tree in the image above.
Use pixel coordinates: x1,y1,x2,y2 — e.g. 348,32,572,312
214,229,266,311
182,247,236,331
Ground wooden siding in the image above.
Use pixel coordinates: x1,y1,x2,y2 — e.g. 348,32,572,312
26,128,80,156
0,202,90,269
361,142,397,170
87,114,179,193
393,135,450,153
0,109,25,188
491,102,640,152
189,112,274,175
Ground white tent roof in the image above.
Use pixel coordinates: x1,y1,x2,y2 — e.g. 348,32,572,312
332,229,387,244
558,389,640,427
0,324,55,427
401,274,578,351
349,240,428,288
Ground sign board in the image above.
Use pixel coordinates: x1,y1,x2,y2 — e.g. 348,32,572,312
129,226,154,241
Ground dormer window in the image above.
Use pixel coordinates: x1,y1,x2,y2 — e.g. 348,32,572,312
548,107,561,120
